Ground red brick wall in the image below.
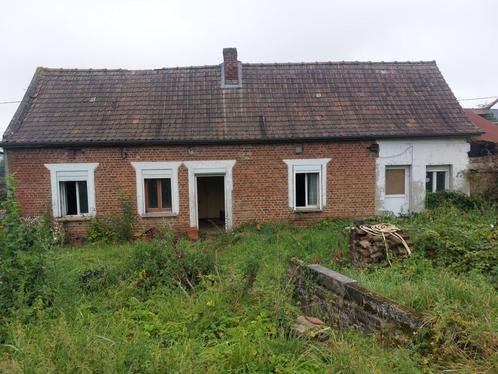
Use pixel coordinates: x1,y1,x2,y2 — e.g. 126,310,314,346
6,141,376,241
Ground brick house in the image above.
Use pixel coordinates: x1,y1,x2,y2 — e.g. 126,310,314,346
1,48,480,241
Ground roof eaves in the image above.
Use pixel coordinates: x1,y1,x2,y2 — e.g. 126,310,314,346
0,132,481,149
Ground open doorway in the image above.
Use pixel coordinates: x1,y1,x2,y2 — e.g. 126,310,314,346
196,176,225,230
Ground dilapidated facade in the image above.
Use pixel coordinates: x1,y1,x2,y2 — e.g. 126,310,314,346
1,48,480,240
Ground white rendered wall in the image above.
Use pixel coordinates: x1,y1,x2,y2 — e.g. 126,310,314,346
376,138,470,214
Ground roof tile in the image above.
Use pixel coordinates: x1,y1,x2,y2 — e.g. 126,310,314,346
2,61,479,146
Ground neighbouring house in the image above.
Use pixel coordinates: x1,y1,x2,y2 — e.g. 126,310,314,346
1,48,480,241
464,108,498,194
468,98,498,123
465,108,498,156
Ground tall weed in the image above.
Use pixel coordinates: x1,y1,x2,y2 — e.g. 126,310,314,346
87,194,134,243
131,226,215,292
0,179,59,339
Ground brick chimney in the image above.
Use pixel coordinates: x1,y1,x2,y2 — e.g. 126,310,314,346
222,48,240,87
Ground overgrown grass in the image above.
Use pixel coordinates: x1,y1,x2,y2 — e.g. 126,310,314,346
1,204,497,372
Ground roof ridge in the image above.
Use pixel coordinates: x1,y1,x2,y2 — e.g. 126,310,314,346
38,65,220,73
36,60,437,74
244,60,437,67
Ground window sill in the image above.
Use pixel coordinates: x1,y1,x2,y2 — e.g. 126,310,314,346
140,212,178,218
294,208,323,213
56,215,93,222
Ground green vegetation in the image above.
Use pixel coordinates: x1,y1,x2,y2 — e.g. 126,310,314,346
87,195,134,243
0,190,497,372
426,190,485,211
0,158,6,202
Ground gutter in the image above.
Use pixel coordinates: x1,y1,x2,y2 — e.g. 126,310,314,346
0,132,482,150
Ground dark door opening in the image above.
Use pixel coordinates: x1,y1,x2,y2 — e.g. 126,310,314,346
197,176,225,230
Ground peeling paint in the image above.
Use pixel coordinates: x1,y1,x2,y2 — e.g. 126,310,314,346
376,138,470,214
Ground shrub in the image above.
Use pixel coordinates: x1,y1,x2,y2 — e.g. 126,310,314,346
0,179,59,323
131,230,215,292
87,195,134,243
407,204,498,285
426,191,484,211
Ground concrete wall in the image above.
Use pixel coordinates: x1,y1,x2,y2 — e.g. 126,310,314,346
375,138,470,214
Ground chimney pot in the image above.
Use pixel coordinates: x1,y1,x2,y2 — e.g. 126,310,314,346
222,47,240,87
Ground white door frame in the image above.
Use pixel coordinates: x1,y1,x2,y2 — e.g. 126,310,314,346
183,160,236,230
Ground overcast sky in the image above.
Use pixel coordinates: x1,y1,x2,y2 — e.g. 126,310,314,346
1,0,497,135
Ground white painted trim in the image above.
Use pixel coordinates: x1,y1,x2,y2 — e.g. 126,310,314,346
283,158,330,210
375,139,470,214
426,165,451,191
131,161,181,216
44,163,99,218
183,160,236,229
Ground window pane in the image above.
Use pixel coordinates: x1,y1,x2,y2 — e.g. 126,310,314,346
307,173,319,206
161,178,172,209
385,168,405,195
436,171,446,191
61,181,78,215
295,173,306,207
78,181,89,214
146,179,158,209
426,172,433,192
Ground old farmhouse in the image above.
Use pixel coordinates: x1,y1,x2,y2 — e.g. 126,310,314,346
1,48,480,241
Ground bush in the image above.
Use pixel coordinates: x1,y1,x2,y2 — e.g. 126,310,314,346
0,179,59,324
426,191,484,211
407,204,498,285
131,227,215,292
87,195,134,243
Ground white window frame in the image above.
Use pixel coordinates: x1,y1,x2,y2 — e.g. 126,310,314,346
131,161,181,217
45,163,99,218
426,165,450,193
283,158,330,211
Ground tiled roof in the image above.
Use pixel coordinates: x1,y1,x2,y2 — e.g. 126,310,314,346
2,61,480,147
464,109,498,144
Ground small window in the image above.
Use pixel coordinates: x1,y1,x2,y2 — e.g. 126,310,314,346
60,181,89,216
144,178,172,212
385,168,405,195
283,158,330,211
426,166,449,192
131,162,181,217
45,163,98,218
295,172,319,208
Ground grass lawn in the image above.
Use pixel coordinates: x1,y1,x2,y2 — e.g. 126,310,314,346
0,205,497,373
